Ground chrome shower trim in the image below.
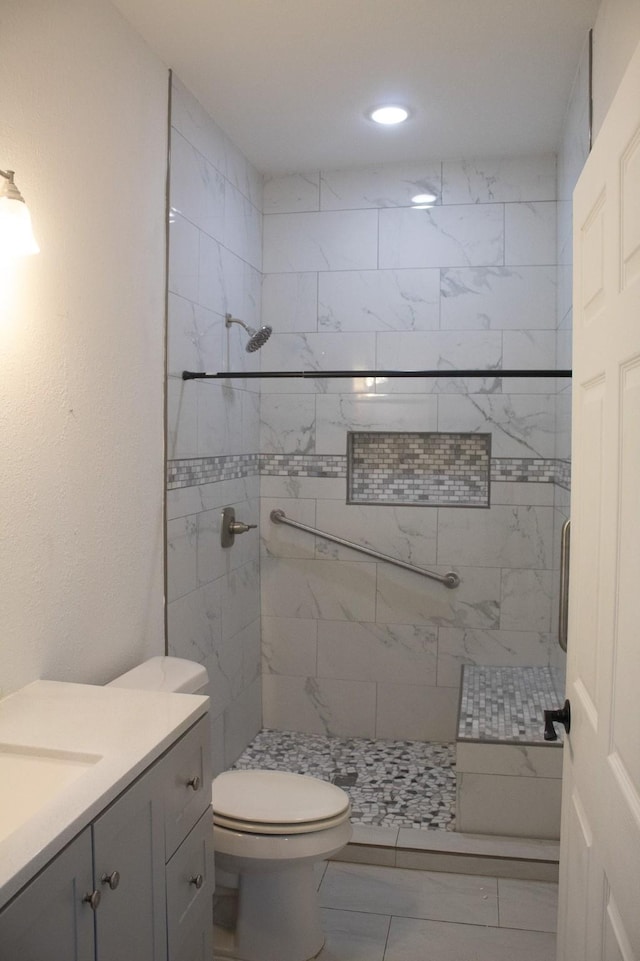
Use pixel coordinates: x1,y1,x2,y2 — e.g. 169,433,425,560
225,313,272,352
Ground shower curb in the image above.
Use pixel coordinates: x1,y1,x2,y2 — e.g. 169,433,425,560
333,826,560,882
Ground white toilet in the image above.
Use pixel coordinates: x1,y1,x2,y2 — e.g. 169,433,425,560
108,656,352,961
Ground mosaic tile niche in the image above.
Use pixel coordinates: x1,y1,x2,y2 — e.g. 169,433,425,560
347,431,491,507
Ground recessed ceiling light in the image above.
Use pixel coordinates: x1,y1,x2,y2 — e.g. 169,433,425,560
411,192,437,204
368,105,409,125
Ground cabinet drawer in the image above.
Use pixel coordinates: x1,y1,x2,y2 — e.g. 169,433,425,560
166,808,213,959
162,717,212,859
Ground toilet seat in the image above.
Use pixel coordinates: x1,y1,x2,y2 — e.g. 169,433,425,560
212,770,350,836
213,808,350,835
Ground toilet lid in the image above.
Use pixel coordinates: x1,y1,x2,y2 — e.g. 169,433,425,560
212,770,350,828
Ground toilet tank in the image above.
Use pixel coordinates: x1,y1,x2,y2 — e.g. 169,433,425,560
107,655,209,695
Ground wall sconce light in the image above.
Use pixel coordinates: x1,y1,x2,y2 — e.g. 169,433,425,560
0,169,39,256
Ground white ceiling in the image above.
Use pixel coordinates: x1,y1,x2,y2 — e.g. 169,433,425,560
112,0,599,174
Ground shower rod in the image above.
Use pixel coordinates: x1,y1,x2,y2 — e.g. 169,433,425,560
182,368,572,380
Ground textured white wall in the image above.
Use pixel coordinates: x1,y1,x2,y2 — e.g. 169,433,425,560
592,0,640,138
0,0,168,694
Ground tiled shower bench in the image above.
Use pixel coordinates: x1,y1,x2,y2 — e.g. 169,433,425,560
456,666,565,840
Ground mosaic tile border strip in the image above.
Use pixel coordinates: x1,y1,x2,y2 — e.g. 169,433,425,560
258,453,346,478
348,431,491,507
167,452,572,490
555,459,571,490
233,729,456,831
491,458,557,483
167,453,259,489
458,665,565,744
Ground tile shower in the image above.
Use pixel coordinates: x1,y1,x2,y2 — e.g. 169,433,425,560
166,40,588,835
259,152,565,743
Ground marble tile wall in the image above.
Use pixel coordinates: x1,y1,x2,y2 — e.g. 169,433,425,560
551,36,590,633
260,154,566,741
166,77,263,772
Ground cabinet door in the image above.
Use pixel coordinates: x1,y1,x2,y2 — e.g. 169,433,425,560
0,829,95,961
171,907,213,961
92,769,166,961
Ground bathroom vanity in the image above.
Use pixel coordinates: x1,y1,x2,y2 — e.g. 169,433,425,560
0,680,213,961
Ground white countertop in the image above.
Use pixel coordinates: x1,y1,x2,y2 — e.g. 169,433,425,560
0,680,208,909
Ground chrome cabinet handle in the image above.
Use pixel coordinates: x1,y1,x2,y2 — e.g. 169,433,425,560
101,870,120,890
190,874,204,889
187,775,201,791
83,889,101,911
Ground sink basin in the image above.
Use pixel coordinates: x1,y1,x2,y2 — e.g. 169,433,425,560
0,745,102,843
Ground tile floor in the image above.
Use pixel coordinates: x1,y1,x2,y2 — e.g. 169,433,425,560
221,729,557,959
233,730,456,830
314,861,558,961
214,862,558,961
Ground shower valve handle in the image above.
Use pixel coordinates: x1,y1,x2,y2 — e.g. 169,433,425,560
229,520,257,535
221,507,257,548
543,700,571,741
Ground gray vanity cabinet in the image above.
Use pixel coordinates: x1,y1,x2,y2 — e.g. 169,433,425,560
0,715,212,961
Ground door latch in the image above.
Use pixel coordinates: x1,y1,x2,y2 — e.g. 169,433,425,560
543,699,571,741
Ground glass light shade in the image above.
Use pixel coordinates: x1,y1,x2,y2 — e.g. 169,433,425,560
0,196,40,256
369,105,409,125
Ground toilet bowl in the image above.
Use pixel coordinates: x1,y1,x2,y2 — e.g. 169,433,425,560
213,769,351,961
108,656,352,961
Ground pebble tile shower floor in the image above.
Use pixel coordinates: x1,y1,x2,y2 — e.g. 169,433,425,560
232,730,456,830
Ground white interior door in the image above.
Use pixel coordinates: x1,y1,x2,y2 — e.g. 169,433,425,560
557,37,640,960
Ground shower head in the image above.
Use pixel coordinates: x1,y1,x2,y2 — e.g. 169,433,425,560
245,324,272,352
225,313,272,352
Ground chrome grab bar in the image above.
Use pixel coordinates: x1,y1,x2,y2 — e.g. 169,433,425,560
558,518,570,652
269,509,460,589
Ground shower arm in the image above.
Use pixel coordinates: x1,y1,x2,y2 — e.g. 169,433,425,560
182,368,572,380
225,313,251,334
270,509,460,589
